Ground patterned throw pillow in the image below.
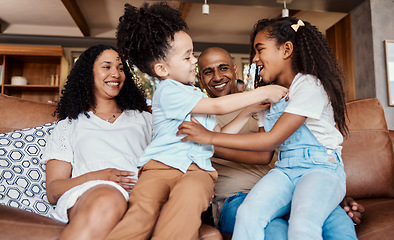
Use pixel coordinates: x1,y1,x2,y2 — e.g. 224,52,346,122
0,122,57,217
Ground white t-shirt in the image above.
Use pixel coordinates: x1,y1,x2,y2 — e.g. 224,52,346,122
42,109,153,178
258,73,343,152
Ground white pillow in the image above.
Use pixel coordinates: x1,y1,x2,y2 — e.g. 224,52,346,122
0,122,57,217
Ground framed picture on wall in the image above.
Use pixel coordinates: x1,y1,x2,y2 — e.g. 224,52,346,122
384,40,394,106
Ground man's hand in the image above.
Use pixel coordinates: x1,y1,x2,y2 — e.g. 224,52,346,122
340,196,365,225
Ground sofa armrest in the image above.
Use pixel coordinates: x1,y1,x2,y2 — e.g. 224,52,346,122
0,205,65,240
0,94,57,133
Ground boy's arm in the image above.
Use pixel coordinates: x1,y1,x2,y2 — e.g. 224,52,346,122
190,85,287,115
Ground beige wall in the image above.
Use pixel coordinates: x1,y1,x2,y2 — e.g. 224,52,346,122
351,0,394,129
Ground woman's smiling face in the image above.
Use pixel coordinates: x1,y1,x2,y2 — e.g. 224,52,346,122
93,49,125,100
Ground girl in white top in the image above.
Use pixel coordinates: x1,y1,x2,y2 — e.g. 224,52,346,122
41,45,152,240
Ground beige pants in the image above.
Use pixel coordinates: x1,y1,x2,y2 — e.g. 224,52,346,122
106,160,218,240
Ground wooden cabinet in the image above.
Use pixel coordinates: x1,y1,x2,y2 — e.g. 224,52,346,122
0,45,67,103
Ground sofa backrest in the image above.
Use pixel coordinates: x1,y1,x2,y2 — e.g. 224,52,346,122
342,97,394,199
0,94,57,134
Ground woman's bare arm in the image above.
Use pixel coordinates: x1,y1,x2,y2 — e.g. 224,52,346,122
45,160,136,204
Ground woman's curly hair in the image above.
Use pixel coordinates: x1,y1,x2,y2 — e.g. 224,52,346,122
251,17,348,136
116,2,187,77
55,44,149,120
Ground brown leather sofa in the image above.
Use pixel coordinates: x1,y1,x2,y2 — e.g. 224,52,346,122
341,97,394,240
0,94,393,240
0,94,222,240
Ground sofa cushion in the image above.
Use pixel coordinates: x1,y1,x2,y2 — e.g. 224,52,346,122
0,122,57,217
342,98,394,199
355,198,394,240
0,94,57,134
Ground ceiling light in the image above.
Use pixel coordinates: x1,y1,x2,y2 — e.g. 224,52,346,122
282,1,289,17
277,0,293,17
202,0,209,15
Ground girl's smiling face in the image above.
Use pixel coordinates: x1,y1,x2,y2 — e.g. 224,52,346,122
252,30,288,86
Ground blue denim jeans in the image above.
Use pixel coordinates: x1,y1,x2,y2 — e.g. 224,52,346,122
232,98,348,240
220,192,356,239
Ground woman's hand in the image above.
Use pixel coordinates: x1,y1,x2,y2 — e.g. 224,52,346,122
177,117,214,145
88,168,137,191
340,196,365,225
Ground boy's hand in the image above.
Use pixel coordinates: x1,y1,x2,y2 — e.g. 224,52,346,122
340,197,365,225
257,85,288,104
243,101,271,116
177,117,213,145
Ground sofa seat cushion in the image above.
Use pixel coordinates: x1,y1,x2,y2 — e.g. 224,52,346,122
0,122,57,216
356,198,394,240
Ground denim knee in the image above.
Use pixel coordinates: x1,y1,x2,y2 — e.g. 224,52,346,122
219,192,247,234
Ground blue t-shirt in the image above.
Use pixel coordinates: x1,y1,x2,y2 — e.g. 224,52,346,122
139,79,217,173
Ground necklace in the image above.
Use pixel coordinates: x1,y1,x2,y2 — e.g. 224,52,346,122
105,114,117,122
92,110,122,123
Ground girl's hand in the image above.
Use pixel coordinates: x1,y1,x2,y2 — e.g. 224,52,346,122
257,85,288,104
177,117,214,145
88,168,137,191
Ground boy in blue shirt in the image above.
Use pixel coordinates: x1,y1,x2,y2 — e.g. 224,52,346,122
106,3,287,240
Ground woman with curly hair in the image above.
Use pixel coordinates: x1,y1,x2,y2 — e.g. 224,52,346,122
41,44,152,240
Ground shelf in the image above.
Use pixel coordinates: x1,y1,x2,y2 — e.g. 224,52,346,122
3,84,60,90
0,44,67,103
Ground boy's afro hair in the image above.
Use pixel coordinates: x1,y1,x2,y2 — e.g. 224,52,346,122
116,2,188,77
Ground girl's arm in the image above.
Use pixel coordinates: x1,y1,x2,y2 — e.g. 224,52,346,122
45,160,136,204
213,145,274,165
213,126,274,164
178,112,306,151
191,85,287,115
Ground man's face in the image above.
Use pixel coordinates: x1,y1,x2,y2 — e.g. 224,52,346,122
197,50,238,98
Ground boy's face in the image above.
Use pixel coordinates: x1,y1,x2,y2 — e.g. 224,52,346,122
160,31,197,84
